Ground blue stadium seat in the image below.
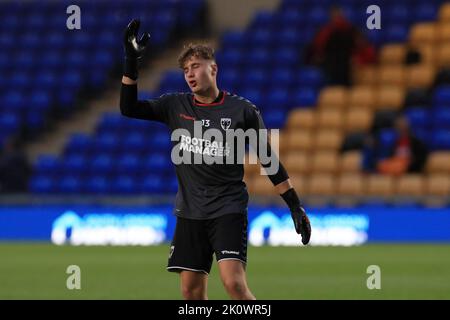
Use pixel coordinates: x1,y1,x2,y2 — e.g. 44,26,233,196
432,108,450,129
218,69,240,92
306,6,328,26
245,47,271,66
273,47,299,67
405,108,430,130
112,175,139,194
377,128,398,158
141,175,164,193
430,129,450,150
250,11,274,29
153,132,172,151
34,155,61,175
433,86,450,107
264,110,286,129
97,113,125,132
144,152,171,172
29,175,55,194
11,72,32,89
297,67,324,88
90,154,114,175
58,175,82,194
61,153,88,174
84,175,110,194
65,134,92,155
414,3,438,22
116,154,141,174
276,28,300,47
0,112,20,133
94,133,120,153
385,4,410,24
384,24,409,43
29,90,52,112
221,31,247,50
243,69,267,88
293,88,318,107
216,49,243,67
166,175,179,193
270,68,295,88
238,88,263,107
265,88,290,110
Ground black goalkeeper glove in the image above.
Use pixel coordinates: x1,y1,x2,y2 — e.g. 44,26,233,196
123,19,150,80
281,188,311,245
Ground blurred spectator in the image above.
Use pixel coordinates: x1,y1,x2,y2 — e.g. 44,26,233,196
362,116,428,175
0,137,32,193
352,30,377,67
404,45,422,65
305,6,365,86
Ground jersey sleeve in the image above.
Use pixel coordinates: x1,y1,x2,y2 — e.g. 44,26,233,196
120,83,171,123
244,103,289,186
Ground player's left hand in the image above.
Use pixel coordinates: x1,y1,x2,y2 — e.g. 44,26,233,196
291,206,311,245
123,19,150,60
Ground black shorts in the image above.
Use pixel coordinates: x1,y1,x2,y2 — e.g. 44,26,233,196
167,213,248,274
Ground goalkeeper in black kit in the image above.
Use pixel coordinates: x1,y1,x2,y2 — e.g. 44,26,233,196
120,19,311,300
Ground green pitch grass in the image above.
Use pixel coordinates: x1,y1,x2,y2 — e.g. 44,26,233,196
0,243,449,299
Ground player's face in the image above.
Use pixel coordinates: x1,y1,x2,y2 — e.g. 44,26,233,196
183,56,217,94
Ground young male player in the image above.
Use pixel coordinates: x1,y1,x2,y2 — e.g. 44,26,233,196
120,19,311,300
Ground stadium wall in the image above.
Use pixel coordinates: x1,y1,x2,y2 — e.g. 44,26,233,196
1,205,449,246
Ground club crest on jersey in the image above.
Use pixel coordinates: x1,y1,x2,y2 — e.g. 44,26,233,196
220,118,232,130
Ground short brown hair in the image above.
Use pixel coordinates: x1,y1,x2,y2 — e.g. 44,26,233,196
178,43,215,69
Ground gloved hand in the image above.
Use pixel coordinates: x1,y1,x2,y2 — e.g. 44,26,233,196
290,206,311,245
123,19,150,80
281,188,311,245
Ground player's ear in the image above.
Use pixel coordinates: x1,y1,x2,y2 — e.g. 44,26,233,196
211,62,218,76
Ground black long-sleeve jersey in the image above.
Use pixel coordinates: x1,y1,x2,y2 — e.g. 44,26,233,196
120,84,288,220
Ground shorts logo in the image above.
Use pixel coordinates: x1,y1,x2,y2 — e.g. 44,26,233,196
221,250,239,255
220,118,232,130
169,245,175,258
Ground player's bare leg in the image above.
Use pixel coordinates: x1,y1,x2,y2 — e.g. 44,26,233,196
218,260,255,300
180,270,208,300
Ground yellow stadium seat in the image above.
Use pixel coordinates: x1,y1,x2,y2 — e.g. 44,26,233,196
337,173,365,196
375,86,405,110
436,43,450,68
426,152,450,173
284,152,311,174
395,175,424,196
437,23,450,42
367,175,394,197
416,44,435,64
406,64,435,89
344,108,373,132
250,175,276,196
308,174,336,196
439,3,450,22
353,66,377,86
316,108,343,130
348,86,376,109
289,174,309,196
339,151,362,173
286,130,313,151
311,151,338,173
426,175,450,196
379,44,406,65
286,109,316,130
409,23,437,46
377,66,406,86
314,129,343,150
318,86,348,109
